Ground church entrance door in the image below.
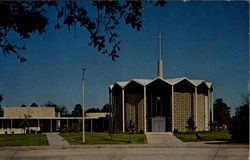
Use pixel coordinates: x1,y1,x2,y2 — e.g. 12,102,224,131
152,116,165,132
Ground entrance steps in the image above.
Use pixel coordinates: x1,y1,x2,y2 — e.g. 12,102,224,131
146,132,173,135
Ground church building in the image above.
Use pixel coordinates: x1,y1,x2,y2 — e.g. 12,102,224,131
109,34,213,133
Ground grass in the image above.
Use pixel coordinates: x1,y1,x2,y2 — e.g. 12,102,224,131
60,132,147,145
0,134,48,146
174,131,232,142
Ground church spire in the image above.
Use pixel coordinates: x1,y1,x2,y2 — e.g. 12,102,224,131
157,32,164,78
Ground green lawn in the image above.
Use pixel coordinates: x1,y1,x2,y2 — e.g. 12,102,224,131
60,132,147,145
0,134,48,146
174,131,231,142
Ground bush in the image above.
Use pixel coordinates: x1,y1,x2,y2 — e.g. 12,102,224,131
228,104,249,142
209,121,218,131
26,129,30,134
30,129,36,134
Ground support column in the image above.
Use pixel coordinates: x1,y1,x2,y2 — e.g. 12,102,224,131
113,95,116,131
122,88,125,133
50,119,52,133
208,91,210,130
211,91,214,122
109,90,112,132
67,119,69,128
143,86,147,133
10,119,13,133
91,119,93,132
171,85,174,132
205,91,208,131
195,86,198,130
111,93,114,132
38,119,40,131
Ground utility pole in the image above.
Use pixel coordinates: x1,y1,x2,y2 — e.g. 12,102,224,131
82,67,87,143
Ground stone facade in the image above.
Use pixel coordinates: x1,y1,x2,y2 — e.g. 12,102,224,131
125,93,144,133
173,92,193,132
197,94,206,131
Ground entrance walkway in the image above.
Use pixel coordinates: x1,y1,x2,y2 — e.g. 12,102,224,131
45,133,70,147
146,132,184,147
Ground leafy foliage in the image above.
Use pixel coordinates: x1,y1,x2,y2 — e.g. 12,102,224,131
0,1,166,62
72,104,82,117
126,120,136,142
228,95,249,142
44,101,69,117
85,103,110,113
0,94,3,103
101,103,110,112
0,94,2,117
213,98,231,129
85,107,101,113
30,102,38,107
186,116,196,131
20,114,31,133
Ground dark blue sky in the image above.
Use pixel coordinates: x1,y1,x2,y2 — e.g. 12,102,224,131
0,2,248,115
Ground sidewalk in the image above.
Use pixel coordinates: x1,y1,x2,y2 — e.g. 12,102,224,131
45,133,70,147
146,132,184,147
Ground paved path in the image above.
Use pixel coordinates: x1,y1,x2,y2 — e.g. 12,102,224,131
45,133,70,147
146,132,184,146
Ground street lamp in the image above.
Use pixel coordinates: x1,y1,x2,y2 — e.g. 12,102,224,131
82,67,87,143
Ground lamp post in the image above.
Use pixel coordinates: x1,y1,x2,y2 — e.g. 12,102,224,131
82,67,86,143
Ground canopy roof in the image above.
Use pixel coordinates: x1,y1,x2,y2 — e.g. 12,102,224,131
110,77,213,90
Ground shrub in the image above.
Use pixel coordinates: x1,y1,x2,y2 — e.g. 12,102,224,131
228,104,249,142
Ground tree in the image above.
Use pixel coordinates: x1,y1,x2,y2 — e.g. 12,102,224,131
44,101,69,117
85,107,101,113
30,102,38,107
0,1,166,62
21,104,27,107
20,114,31,134
72,104,82,117
0,94,3,103
186,116,196,131
228,95,249,142
101,103,110,112
126,120,136,143
0,94,3,117
213,98,231,129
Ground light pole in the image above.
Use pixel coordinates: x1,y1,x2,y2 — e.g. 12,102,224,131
82,67,86,143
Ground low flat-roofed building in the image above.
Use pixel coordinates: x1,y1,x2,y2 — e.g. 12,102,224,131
4,107,56,118
0,107,110,134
